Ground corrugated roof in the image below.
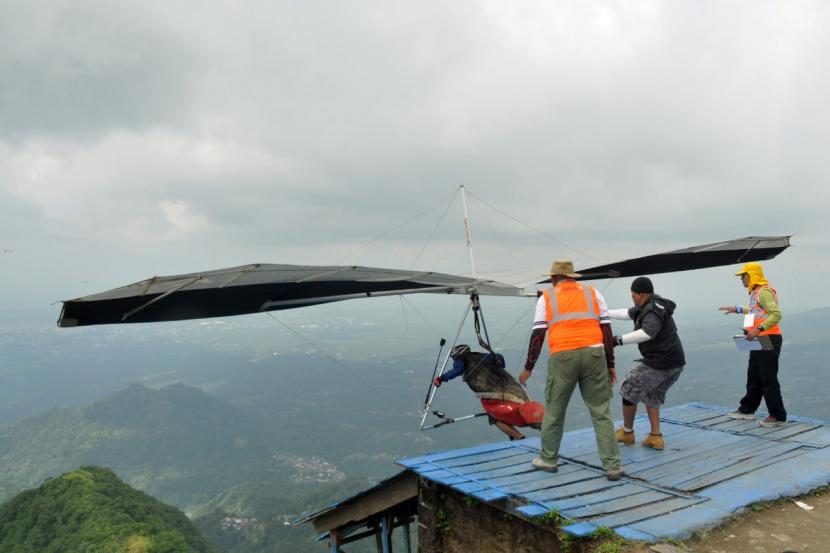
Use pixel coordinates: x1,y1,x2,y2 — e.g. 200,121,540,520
293,470,414,528
398,402,830,541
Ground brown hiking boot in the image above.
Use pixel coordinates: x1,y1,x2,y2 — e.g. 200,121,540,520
642,432,664,450
606,467,625,481
615,427,635,446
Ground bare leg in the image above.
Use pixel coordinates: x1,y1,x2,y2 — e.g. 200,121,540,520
622,403,637,429
495,421,524,440
646,406,661,434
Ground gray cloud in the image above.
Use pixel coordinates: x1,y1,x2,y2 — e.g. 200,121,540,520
0,0,196,139
1,1,828,318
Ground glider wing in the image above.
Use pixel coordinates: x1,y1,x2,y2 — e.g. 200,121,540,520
537,236,791,282
58,264,529,327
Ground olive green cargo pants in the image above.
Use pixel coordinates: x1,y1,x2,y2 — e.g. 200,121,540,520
540,347,621,471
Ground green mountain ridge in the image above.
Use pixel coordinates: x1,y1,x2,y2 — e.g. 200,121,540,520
0,382,377,552
0,383,280,508
0,465,213,553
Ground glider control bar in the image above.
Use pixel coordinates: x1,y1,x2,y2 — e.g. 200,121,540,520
259,286,455,311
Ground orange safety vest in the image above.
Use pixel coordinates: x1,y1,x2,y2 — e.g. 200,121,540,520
745,285,782,336
543,281,603,354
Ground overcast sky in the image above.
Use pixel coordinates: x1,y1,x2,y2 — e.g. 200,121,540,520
1,1,828,328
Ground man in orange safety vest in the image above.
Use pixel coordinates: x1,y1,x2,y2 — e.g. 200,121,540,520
519,260,623,481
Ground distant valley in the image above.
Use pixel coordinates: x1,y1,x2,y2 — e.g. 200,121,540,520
1,305,827,552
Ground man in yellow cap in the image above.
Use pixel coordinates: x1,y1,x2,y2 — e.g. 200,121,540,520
519,260,623,481
718,262,786,427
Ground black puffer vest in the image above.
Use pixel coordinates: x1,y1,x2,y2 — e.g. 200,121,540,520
630,295,685,370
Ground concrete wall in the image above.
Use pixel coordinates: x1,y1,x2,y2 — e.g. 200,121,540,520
417,478,567,553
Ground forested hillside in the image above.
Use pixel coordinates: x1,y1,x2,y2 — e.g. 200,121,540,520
0,466,213,552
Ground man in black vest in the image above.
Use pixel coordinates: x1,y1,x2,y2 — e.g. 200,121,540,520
608,277,685,450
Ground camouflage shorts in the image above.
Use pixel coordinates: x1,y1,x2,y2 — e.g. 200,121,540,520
620,361,683,408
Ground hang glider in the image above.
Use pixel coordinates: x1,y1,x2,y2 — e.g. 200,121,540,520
538,236,791,283
57,235,791,328
57,264,529,327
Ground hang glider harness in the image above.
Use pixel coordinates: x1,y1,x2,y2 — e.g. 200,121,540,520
420,292,519,431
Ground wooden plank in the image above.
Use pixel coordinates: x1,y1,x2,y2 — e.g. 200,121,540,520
522,477,625,503
641,443,782,487
693,414,734,427
436,447,531,469
706,418,762,431
741,424,794,437
762,422,821,441
624,502,732,540
663,409,725,424
586,496,706,528
563,490,669,519
670,445,807,491
442,452,538,475
783,426,830,446
660,404,715,420
632,435,777,476
451,463,584,495
458,457,545,481
397,441,513,467
699,449,830,511
472,468,599,501
452,469,550,496
569,423,707,466
629,436,767,481
524,483,642,512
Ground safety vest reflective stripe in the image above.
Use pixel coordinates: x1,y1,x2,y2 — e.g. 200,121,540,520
747,285,782,336
546,285,600,323
543,283,603,354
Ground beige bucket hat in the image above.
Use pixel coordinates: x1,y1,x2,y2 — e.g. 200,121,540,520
545,260,582,278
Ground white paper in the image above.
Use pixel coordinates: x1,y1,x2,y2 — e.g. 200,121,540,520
794,500,814,511
743,313,755,328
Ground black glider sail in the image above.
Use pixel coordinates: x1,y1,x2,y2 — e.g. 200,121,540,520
58,236,791,328
58,264,528,327
538,236,791,283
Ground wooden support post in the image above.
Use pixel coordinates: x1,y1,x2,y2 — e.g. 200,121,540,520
381,514,392,553
403,520,412,553
330,528,341,553
374,521,383,552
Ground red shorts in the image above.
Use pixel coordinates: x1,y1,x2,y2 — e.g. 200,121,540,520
481,399,544,427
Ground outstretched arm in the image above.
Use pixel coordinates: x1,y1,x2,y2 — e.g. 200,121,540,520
601,323,616,385
718,305,748,314
519,328,546,385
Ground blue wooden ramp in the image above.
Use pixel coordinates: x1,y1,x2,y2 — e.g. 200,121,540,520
397,402,830,542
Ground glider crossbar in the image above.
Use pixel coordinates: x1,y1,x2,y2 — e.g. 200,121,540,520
219,264,261,288
122,276,202,322
294,266,354,283
260,286,455,312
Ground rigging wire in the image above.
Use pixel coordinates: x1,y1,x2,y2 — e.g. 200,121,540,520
400,296,444,339
492,298,537,351
264,312,410,418
410,189,458,270
464,194,527,273
465,189,600,261
398,296,411,335
335,188,458,265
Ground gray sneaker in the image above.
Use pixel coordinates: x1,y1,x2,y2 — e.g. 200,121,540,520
728,410,756,420
531,458,558,472
606,468,625,481
758,416,786,428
